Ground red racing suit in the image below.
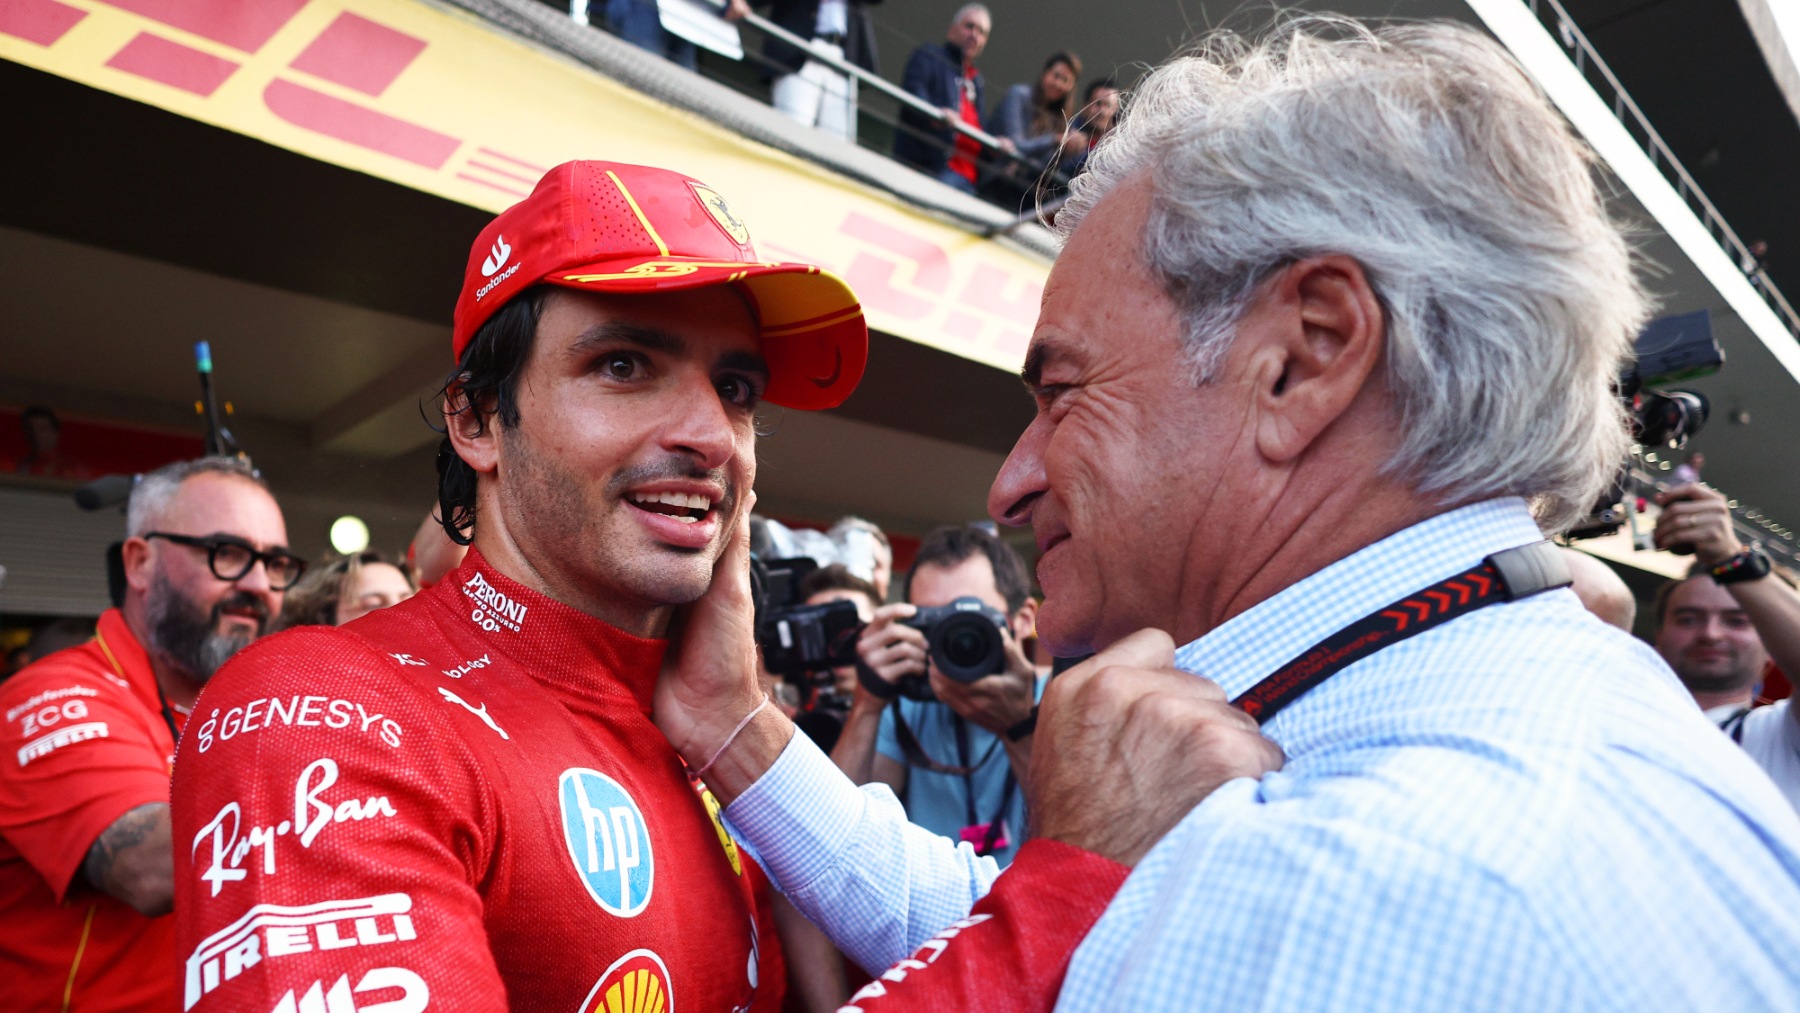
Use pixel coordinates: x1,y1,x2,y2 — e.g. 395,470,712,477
171,549,784,1012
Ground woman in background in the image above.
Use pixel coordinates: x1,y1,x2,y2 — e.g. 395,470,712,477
989,51,1086,184
278,550,415,628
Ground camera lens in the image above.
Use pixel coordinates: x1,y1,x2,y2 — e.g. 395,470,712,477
944,625,987,667
930,612,1004,683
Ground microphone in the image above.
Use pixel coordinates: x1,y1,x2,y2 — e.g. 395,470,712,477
75,474,135,512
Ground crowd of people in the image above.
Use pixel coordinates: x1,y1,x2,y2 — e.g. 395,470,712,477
8,12,1800,1012
553,0,1122,208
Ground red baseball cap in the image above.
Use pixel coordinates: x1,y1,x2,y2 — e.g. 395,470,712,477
452,160,866,410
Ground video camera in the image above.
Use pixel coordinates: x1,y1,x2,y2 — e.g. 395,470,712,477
1569,310,1722,541
1619,309,1718,447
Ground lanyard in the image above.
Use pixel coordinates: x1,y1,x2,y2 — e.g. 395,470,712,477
1233,540,1570,725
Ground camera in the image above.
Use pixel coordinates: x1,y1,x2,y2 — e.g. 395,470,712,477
887,596,1010,700
1619,309,1720,449
1569,310,1722,541
754,559,1010,700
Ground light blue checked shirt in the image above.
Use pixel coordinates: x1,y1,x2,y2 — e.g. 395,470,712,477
727,498,1800,1009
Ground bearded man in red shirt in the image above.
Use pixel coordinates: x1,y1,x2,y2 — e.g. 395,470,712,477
169,161,867,1011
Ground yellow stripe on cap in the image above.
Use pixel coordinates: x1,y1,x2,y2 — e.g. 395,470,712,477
606,170,671,257
761,305,864,338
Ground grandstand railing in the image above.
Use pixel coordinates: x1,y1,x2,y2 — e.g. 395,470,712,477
557,0,1079,217
1528,0,1800,342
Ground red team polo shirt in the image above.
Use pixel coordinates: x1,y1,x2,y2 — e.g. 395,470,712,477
171,549,785,1012
0,608,185,1012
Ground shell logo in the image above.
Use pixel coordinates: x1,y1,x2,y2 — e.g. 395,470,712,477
580,949,673,1013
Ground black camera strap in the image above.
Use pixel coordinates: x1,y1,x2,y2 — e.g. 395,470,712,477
891,705,999,776
1234,540,1568,724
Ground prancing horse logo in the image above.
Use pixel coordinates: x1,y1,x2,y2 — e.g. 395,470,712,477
690,184,750,245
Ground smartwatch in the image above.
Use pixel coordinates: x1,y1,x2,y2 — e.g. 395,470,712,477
1711,547,1772,585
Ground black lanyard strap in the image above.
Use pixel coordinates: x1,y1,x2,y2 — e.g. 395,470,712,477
1234,540,1570,726
892,707,998,776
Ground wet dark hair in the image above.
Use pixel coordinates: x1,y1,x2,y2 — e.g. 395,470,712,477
435,287,551,545
906,525,1032,614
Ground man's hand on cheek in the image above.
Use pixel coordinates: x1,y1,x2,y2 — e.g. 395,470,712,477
1026,629,1285,867
654,493,792,796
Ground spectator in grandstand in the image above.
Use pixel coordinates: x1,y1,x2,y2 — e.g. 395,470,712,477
607,0,750,70
0,457,295,1012
1562,547,1636,632
792,563,881,750
990,52,1086,173
1076,77,1119,146
830,525,1042,866
1651,482,1800,811
894,3,1000,194
276,550,416,629
756,0,884,141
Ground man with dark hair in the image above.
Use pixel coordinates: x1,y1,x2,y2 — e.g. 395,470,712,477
1651,484,1800,811
830,525,1041,865
15,403,78,478
1073,77,1119,157
0,456,296,1012
170,160,867,1010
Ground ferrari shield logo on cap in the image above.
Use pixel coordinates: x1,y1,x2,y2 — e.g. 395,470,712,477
690,183,751,245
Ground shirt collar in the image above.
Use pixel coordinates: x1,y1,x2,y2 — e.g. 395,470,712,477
93,607,167,719
445,547,669,714
1173,498,1547,698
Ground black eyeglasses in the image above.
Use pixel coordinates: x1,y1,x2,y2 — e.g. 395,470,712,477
144,532,308,590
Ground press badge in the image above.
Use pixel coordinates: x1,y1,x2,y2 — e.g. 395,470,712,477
960,820,1010,854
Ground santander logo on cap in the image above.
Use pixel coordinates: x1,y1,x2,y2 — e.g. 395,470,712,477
481,236,512,277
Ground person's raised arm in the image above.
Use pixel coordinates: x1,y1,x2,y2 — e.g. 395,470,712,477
830,604,922,786
833,631,1286,1011
1656,484,1800,681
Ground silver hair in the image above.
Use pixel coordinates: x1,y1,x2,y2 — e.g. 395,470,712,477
1058,17,1647,532
951,3,990,28
126,456,267,537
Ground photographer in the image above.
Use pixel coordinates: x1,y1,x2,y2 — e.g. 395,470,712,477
1651,482,1800,811
790,564,882,751
830,526,1042,865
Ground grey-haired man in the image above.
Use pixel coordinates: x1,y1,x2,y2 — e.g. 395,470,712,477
656,18,1800,1012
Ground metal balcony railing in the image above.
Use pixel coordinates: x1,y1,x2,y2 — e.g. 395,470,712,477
1528,0,1800,342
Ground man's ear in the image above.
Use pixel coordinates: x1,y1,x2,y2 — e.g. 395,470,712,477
1245,255,1386,464
1010,598,1039,644
122,537,154,594
443,381,501,476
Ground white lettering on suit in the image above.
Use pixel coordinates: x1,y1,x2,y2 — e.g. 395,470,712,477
191,758,397,897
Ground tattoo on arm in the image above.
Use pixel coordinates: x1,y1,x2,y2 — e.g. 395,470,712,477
82,802,174,916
